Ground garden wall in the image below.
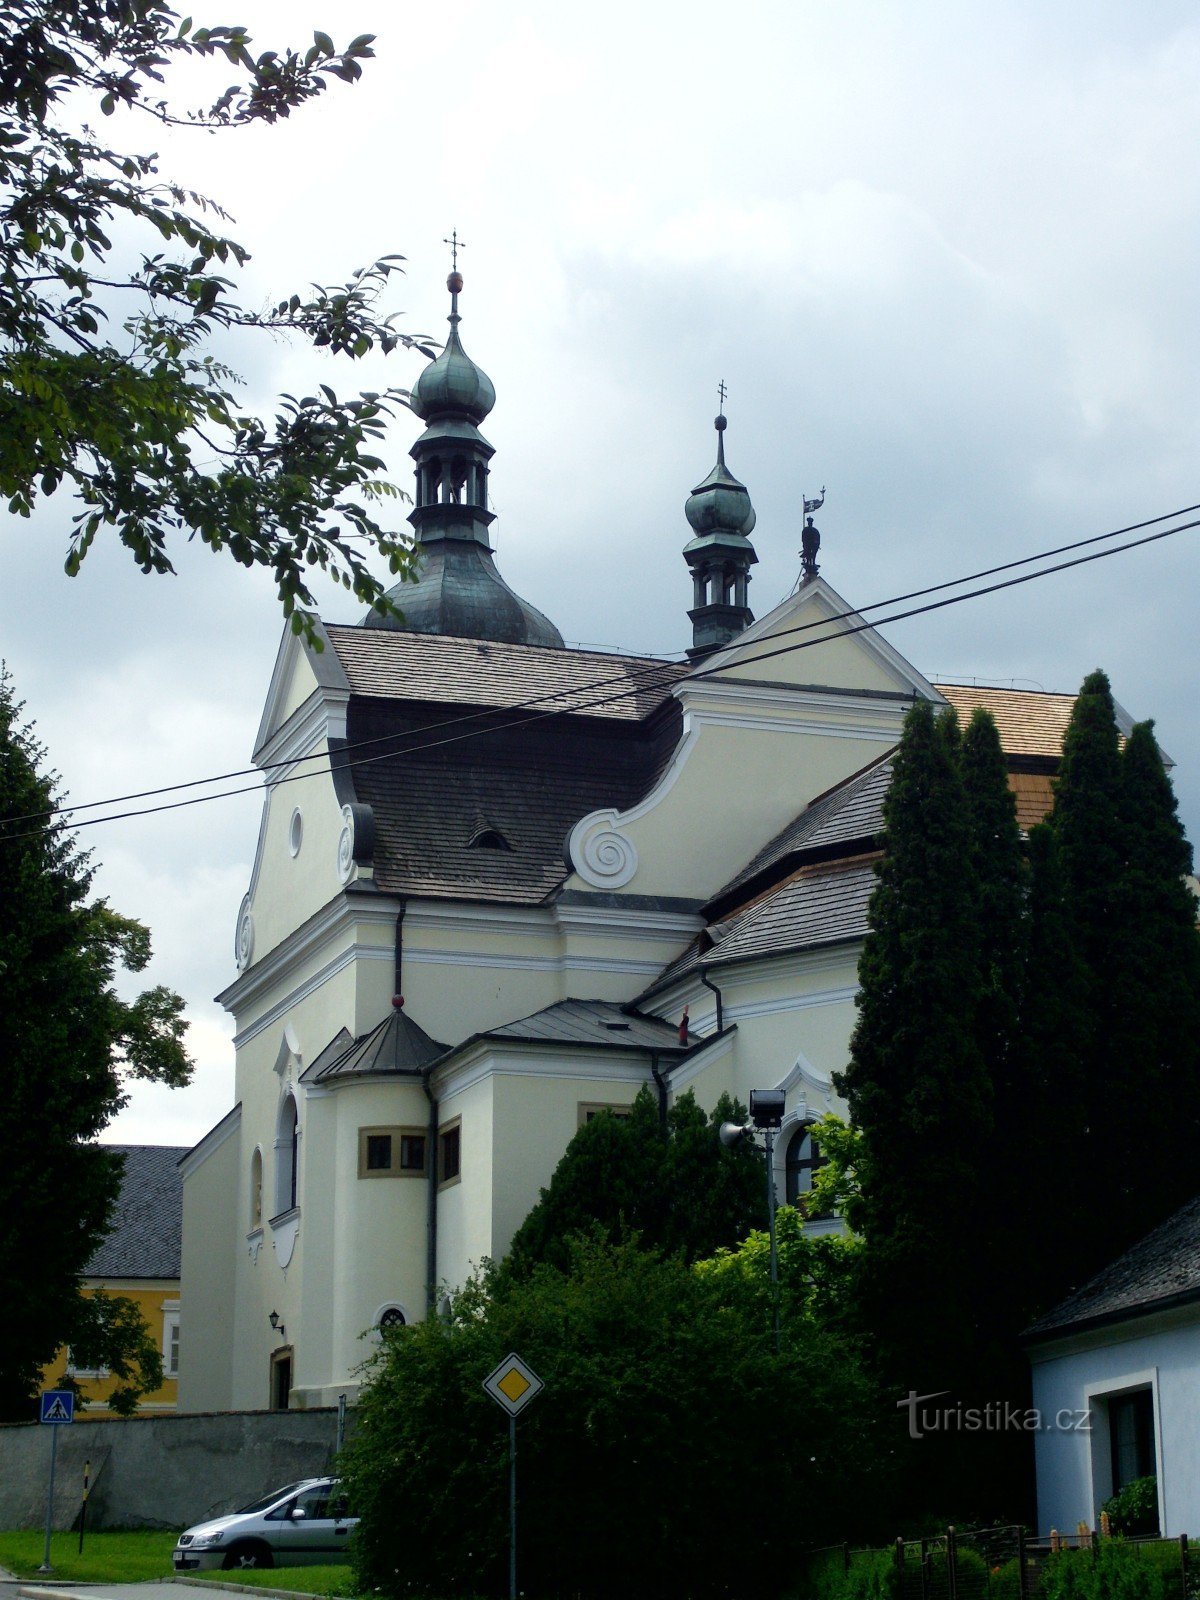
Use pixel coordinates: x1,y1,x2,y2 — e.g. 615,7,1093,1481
0,1407,356,1531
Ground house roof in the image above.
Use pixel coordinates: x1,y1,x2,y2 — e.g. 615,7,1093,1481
1025,1194,1200,1343
86,1145,188,1281
933,684,1080,759
325,626,685,722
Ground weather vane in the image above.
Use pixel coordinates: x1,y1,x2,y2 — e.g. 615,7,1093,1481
801,487,826,582
444,229,466,271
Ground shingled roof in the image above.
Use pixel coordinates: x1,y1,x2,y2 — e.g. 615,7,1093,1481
481,998,693,1053
326,626,685,722
86,1145,187,1280
1025,1194,1200,1343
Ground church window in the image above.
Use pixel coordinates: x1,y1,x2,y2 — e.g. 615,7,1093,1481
273,1094,300,1216
358,1126,428,1179
249,1148,263,1229
438,1120,462,1188
289,808,303,857
785,1120,826,1211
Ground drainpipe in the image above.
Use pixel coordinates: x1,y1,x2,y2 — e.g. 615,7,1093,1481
648,1051,668,1132
699,969,725,1034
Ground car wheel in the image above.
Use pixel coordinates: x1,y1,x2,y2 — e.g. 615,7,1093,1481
223,1543,273,1570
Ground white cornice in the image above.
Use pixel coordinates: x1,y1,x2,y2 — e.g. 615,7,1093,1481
404,947,664,978
553,903,704,942
403,902,556,939
642,944,862,1019
219,893,401,1019
677,678,912,742
179,1103,242,1179
257,690,350,780
432,1041,659,1105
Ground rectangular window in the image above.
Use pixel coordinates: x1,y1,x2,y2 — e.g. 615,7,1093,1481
366,1134,393,1171
359,1126,428,1179
438,1121,462,1188
578,1101,633,1127
162,1304,181,1378
1109,1389,1155,1494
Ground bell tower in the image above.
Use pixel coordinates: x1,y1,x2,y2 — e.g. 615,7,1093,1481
682,393,758,660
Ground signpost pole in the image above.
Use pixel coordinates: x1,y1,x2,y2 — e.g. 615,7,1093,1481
78,1458,91,1554
509,1413,517,1600
39,1424,59,1573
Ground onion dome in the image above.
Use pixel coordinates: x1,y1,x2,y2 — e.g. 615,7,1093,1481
684,415,757,538
409,269,496,425
362,259,563,649
682,405,759,661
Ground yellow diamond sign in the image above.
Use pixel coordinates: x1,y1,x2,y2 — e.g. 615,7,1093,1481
483,1352,544,1417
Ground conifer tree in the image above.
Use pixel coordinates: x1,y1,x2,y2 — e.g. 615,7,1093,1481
0,671,191,1416
835,701,991,1409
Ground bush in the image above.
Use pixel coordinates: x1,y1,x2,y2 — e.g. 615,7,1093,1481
803,1548,898,1600
1102,1476,1159,1537
1039,1540,1176,1600
342,1237,887,1600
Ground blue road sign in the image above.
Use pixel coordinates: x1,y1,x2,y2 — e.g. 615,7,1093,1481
40,1390,74,1425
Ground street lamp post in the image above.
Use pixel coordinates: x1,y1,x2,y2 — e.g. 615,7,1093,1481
720,1089,786,1355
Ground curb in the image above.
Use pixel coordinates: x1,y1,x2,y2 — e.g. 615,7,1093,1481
175,1584,352,1600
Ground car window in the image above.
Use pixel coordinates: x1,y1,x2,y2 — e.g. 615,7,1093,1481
293,1486,332,1519
235,1481,312,1515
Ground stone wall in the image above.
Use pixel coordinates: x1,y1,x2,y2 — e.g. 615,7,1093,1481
0,1407,356,1531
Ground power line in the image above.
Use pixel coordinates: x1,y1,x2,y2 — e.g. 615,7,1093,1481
8,497,1200,831
2,507,1195,844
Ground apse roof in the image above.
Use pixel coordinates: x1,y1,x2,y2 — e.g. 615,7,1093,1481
302,1009,446,1084
85,1145,187,1280
481,998,693,1052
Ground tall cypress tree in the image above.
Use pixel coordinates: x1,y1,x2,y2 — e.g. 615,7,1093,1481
1109,721,1200,1233
836,702,992,1422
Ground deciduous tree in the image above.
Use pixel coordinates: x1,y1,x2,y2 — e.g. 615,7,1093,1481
1,2,432,633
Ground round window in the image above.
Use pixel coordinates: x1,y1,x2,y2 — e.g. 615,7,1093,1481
378,1306,406,1331
289,808,303,858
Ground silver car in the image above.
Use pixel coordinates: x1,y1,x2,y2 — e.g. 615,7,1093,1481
172,1477,358,1571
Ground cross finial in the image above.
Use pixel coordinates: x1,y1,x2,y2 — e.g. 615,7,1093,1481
717,378,727,413
444,230,465,271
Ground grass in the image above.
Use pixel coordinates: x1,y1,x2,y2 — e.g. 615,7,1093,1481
192,1566,358,1597
0,1527,179,1581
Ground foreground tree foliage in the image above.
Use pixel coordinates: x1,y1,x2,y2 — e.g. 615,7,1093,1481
0,670,191,1417
828,677,1200,1520
504,1086,765,1277
1,1,432,630
342,1235,889,1600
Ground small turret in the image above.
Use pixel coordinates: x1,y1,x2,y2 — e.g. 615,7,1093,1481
682,392,758,660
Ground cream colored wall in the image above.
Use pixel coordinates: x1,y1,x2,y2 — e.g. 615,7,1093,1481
327,1080,431,1395
720,588,913,694
245,757,356,965
178,1114,240,1413
434,1072,494,1288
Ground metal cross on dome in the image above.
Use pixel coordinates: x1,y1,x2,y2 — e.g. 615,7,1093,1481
717,378,727,411
444,230,466,270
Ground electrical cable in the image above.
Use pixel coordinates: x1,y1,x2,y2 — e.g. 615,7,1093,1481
7,496,1200,829
2,509,1195,843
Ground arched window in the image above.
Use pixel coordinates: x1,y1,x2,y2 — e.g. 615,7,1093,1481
274,1094,299,1216
249,1148,263,1230
785,1121,826,1211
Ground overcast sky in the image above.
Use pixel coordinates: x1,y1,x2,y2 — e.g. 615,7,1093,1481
4,0,1198,1147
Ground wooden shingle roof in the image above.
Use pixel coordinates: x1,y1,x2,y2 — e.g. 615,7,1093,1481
933,684,1079,758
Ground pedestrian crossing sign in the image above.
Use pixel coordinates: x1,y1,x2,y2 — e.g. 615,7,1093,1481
40,1390,74,1425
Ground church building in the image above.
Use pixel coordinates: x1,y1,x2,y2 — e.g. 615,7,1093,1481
178,268,1112,1412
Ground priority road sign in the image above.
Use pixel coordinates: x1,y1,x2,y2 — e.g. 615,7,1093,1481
40,1391,74,1425
483,1352,543,1417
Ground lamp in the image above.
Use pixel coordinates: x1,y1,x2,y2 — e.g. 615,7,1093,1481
268,1309,286,1338
720,1095,782,1354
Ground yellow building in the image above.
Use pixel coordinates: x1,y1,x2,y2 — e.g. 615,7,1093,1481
42,1145,186,1417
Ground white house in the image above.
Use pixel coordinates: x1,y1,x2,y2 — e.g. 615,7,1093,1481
1027,1196,1200,1538
178,268,1094,1414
